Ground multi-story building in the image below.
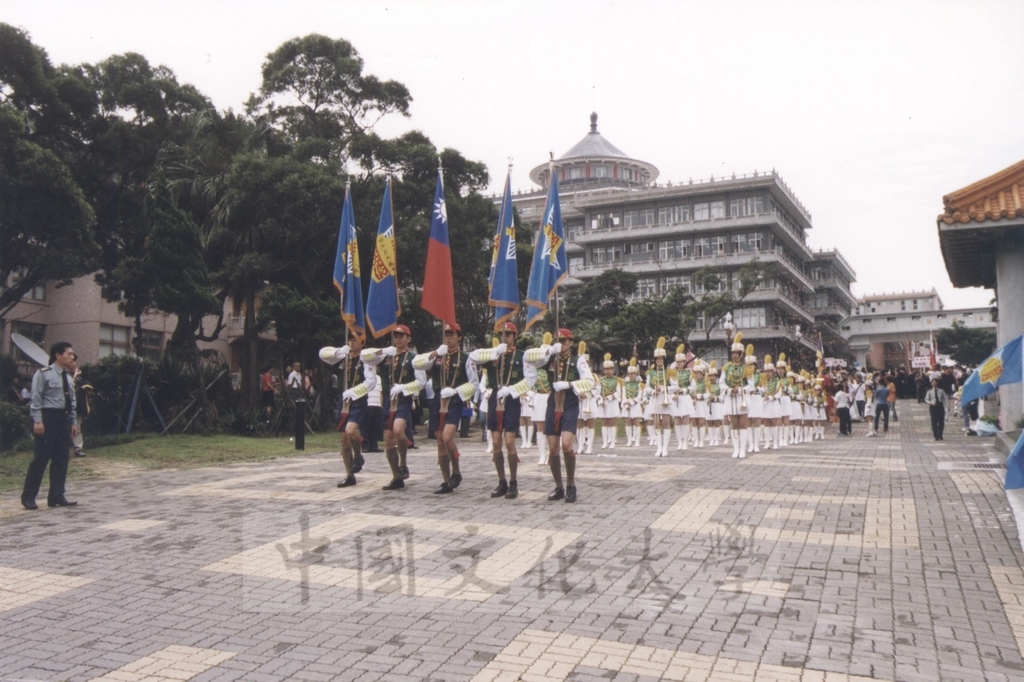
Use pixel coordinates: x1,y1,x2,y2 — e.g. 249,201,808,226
839,289,996,369
509,113,857,365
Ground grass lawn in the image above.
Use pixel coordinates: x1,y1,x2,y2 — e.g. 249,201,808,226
0,431,341,493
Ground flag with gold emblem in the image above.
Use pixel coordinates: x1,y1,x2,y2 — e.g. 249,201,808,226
524,168,567,331
366,177,401,338
333,180,365,341
488,168,519,328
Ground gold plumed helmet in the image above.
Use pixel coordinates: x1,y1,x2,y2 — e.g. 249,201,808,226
492,336,500,348
578,340,587,358
744,343,756,365
542,331,553,345
777,352,787,369
708,360,719,375
675,343,686,362
764,354,775,371
654,336,667,358
731,332,744,353
628,356,638,373
603,352,614,369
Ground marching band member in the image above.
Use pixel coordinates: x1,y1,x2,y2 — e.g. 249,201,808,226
375,324,427,490
647,337,673,457
478,370,493,454
529,341,551,464
776,353,791,446
721,334,749,459
707,362,723,446
690,362,709,447
577,345,598,455
622,358,644,447
524,329,594,503
762,355,782,449
413,322,477,494
743,344,764,454
598,354,623,450
468,322,532,500
669,344,693,451
319,331,379,488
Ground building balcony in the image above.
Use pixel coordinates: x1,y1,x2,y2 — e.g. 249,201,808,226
813,277,857,306
572,247,816,294
743,288,815,324
812,303,853,319
811,248,857,282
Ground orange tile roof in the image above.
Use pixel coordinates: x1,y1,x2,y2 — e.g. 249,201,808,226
939,158,1024,224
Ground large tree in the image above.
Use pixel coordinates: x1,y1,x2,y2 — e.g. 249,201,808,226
936,319,997,367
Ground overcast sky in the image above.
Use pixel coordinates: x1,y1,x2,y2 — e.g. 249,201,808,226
5,0,1022,309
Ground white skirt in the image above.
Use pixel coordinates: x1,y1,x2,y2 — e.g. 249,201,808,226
779,396,792,419
746,393,764,420
763,396,782,420
598,398,620,419
709,400,724,421
621,400,643,419
531,393,549,421
672,393,694,418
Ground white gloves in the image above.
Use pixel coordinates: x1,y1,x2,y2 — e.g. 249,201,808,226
390,385,405,399
381,346,397,357
553,381,570,392
497,386,513,400
440,387,456,399
495,343,508,355
342,389,358,401
436,344,448,357
319,346,349,365
550,343,562,356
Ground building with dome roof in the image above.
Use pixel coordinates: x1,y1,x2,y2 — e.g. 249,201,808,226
507,113,858,364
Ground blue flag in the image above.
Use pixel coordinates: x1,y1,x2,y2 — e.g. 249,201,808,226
488,170,519,327
333,182,365,341
960,334,1023,405
1006,430,1024,490
524,171,568,331
365,178,401,338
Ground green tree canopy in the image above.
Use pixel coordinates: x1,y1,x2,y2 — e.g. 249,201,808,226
935,319,997,367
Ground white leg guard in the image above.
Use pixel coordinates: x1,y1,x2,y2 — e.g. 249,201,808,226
520,425,529,448
485,437,494,455
772,426,779,449
610,427,617,448
537,436,547,465
738,429,748,458
652,428,662,457
698,426,706,447
662,429,672,457
585,428,594,454
731,427,740,458
679,424,688,451
750,427,758,453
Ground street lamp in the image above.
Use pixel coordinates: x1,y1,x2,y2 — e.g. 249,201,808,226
723,312,734,338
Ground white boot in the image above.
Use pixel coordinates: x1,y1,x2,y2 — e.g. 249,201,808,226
485,436,494,455
652,428,662,457
539,436,549,465
731,428,740,458
679,424,689,451
520,425,529,449
610,427,617,448
772,426,779,449
751,427,759,453
662,429,672,457
527,424,535,448
632,425,640,447
738,429,748,458
723,423,732,445
698,426,706,447
585,427,594,454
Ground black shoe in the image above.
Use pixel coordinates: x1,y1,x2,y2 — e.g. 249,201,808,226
450,472,462,489
21,497,37,510
409,443,418,449
337,475,357,488
352,454,365,474
547,487,564,501
47,498,77,508
490,481,508,498
505,481,519,499
967,430,977,436
74,450,86,458
382,478,405,490
565,485,577,503
433,482,453,494
400,465,410,480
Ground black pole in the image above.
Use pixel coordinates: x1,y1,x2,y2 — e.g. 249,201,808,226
294,397,306,450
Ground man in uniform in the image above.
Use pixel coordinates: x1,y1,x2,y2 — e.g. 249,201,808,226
319,331,379,487
22,342,79,510
413,322,477,494
469,322,532,499
374,325,427,490
525,329,594,503
597,354,622,450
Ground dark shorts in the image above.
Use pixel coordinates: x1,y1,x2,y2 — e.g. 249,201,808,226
487,391,522,431
260,391,275,409
336,398,369,433
380,394,413,429
428,395,464,434
544,393,580,436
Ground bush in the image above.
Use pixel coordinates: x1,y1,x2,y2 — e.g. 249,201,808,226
0,401,31,452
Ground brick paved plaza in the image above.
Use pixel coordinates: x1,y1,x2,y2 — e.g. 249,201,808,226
2,400,1023,682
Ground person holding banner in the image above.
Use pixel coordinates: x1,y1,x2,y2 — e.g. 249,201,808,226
319,332,379,488
525,330,594,503
414,322,477,495
469,322,532,499
371,325,426,490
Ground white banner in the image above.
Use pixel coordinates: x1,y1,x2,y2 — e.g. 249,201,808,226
912,356,930,368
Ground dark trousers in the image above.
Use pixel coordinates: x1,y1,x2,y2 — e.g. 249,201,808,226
890,400,898,421
855,400,865,420
837,407,851,435
23,409,72,503
930,404,945,439
874,403,890,431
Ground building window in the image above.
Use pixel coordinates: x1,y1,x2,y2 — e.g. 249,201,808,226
661,275,691,295
712,236,727,255
590,212,620,230
569,256,584,273
658,205,689,225
734,307,766,329
139,330,164,360
900,300,906,311
624,209,655,228
643,242,655,253
810,268,824,281
886,317,896,322
12,268,45,301
568,167,585,180
620,167,634,182
710,201,726,219
729,196,764,217
841,325,851,331
659,239,686,260
913,299,919,310
693,238,710,258
693,202,710,221
731,233,762,253
593,165,610,178
636,278,656,298
99,324,131,358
